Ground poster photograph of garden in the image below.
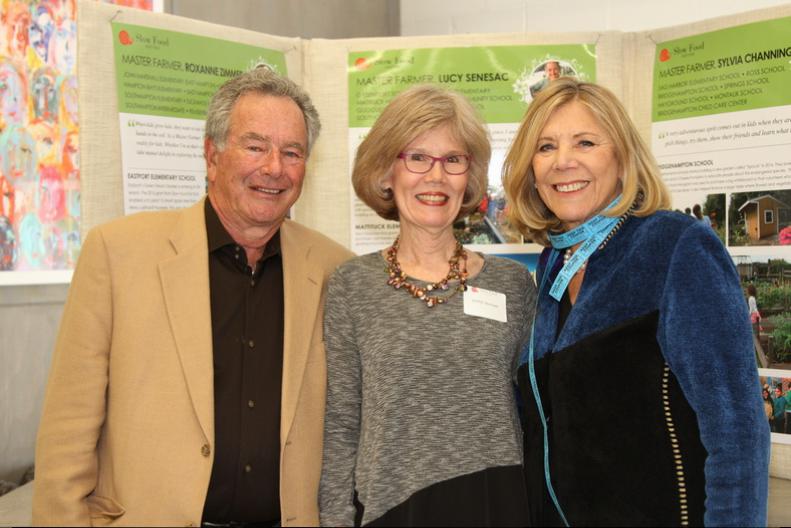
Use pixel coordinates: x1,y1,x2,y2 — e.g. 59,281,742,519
736,254,791,371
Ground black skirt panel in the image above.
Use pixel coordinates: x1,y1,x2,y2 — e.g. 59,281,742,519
518,311,707,526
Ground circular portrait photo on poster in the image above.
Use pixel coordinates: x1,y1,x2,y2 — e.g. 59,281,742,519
525,59,578,100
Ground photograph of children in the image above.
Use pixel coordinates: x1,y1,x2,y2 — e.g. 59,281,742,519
677,193,725,245
734,254,791,371
728,190,791,247
758,371,791,443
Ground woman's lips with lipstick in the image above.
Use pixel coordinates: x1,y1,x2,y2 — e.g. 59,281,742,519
415,192,449,205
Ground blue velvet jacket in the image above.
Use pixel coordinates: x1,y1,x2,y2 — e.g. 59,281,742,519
518,211,769,527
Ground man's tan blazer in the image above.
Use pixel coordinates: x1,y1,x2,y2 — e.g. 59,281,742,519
32,199,353,527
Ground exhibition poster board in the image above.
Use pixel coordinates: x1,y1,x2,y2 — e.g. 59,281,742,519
111,22,287,213
650,17,791,443
347,44,597,256
65,0,791,453
651,15,791,248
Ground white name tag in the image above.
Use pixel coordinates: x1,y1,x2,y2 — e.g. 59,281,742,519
463,286,507,323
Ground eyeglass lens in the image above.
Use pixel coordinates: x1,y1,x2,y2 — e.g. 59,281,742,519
401,152,470,175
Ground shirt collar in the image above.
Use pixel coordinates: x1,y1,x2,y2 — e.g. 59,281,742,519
204,198,281,259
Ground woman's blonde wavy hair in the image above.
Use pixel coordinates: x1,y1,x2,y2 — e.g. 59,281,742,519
503,78,670,246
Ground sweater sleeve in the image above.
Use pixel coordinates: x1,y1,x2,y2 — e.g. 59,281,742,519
656,221,769,527
319,268,362,527
514,265,538,379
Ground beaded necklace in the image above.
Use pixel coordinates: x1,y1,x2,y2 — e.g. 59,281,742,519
385,236,468,307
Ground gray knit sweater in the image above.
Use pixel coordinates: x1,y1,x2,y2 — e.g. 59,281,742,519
319,252,536,526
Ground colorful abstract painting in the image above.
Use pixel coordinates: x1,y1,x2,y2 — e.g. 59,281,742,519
0,0,153,279
103,0,154,9
0,0,78,274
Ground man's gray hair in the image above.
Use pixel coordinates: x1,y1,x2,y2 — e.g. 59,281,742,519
204,66,321,156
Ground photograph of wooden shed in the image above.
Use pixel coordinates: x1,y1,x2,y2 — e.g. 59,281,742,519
738,194,790,241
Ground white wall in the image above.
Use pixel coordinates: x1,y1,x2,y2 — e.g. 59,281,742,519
0,286,66,485
401,0,791,34
169,0,399,38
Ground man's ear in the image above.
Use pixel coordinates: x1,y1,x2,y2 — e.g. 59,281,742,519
205,138,218,182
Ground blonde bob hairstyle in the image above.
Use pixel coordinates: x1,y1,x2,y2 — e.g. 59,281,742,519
503,78,670,246
353,84,491,222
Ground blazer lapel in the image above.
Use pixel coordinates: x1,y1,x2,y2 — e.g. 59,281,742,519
280,220,322,444
158,199,214,443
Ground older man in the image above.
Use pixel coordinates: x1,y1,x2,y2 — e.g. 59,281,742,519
530,59,562,97
33,68,352,527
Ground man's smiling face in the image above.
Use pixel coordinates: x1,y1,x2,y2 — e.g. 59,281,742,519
206,92,307,233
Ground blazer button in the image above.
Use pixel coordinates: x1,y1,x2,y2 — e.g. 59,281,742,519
201,444,211,457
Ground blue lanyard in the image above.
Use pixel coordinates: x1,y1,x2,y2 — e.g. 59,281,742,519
545,196,622,301
522,197,623,527
525,249,570,526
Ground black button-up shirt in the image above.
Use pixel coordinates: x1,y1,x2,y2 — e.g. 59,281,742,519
202,200,284,524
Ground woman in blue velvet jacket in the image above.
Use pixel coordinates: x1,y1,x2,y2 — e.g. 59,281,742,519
503,78,769,527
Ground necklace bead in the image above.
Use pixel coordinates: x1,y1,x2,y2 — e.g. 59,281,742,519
385,236,468,308
563,248,587,273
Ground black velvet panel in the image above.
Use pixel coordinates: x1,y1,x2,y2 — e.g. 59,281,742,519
519,312,707,527
362,465,529,527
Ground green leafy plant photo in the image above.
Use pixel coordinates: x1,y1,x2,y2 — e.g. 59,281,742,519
770,313,791,363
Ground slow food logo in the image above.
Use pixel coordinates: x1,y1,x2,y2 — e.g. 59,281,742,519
118,30,133,46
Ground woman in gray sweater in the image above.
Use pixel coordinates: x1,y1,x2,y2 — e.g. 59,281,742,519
319,85,536,527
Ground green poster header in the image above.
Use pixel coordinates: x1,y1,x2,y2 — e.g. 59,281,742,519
652,17,791,122
348,44,596,127
112,23,287,119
